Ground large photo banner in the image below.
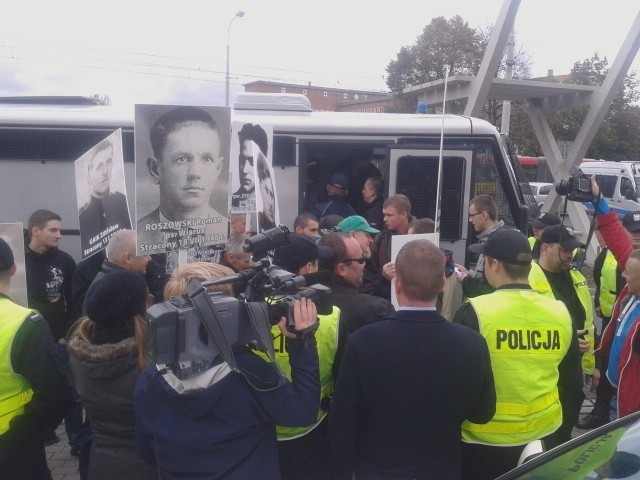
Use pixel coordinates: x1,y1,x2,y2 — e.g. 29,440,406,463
229,122,274,235
75,129,132,260
135,105,231,255
0,222,28,307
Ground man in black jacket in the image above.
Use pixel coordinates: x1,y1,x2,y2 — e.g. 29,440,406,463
25,209,82,449
0,238,75,479
329,239,496,479
318,233,393,333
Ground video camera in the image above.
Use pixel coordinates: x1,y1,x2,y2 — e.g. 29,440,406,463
554,172,593,202
147,226,332,381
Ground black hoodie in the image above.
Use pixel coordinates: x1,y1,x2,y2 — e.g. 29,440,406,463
25,246,76,341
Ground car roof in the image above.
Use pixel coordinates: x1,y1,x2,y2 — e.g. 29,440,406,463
497,411,640,479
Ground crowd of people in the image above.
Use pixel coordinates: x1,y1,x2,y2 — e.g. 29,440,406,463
3,167,640,480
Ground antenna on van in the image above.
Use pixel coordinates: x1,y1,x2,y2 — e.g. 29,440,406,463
434,65,450,236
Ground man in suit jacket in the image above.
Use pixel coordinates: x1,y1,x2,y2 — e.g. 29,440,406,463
329,239,496,479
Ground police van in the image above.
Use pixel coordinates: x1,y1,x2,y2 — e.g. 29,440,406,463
0,93,536,266
579,160,640,215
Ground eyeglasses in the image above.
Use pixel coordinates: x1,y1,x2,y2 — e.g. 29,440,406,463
340,255,366,265
468,211,484,218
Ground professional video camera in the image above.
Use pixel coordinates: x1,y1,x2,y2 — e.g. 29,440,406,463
147,226,332,383
554,172,593,202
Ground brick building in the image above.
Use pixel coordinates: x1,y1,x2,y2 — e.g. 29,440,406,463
244,80,394,112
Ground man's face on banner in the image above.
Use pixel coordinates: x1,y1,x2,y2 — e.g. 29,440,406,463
239,139,255,192
149,121,223,215
88,145,113,198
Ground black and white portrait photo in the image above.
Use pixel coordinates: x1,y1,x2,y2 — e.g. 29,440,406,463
255,150,279,233
230,122,270,213
135,105,231,255
75,130,132,259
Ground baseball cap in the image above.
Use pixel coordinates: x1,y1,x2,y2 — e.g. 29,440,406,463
338,216,379,235
622,212,640,233
329,172,349,190
531,212,561,229
273,233,334,273
468,229,533,265
540,224,585,250
0,238,15,272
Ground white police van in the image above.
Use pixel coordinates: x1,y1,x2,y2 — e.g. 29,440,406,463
579,160,640,215
0,93,536,265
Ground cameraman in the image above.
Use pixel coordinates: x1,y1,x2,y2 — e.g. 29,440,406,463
271,234,343,480
133,262,321,480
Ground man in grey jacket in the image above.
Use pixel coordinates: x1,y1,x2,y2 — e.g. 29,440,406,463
455,194,504,298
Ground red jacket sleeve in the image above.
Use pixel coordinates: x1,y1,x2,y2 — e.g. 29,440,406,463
596,210,633,271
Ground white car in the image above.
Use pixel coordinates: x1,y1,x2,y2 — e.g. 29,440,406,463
529,182,553,208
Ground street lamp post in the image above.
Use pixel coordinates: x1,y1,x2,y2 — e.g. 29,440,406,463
226,10,245,107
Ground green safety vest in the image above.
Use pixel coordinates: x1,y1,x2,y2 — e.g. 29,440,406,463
255,305,340,440
529,262,596,375
0,298,35,435
599,250,618,318
462,289,572,446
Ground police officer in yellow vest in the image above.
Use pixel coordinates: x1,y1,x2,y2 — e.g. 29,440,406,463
266,233,344,480
578,212,640,430
529,224,595,444
0,237,75,479
454,229,580,480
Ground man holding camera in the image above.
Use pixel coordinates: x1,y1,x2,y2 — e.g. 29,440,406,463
270,233,344,480
589,177,640,419
578,212,640,429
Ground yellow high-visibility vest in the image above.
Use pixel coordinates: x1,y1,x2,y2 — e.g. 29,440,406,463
462,289,572,446
0,298,35,435
529,262,595,374
255,306,340,440
599,250,618,318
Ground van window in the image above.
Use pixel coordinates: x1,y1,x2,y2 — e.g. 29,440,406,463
471,147,516,229
595,175,617,198
620,177,636,200
395,155,465,240
538,185,551,195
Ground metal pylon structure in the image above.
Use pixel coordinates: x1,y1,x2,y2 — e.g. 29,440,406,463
404,0,640,261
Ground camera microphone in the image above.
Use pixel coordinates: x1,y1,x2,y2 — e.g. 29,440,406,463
279,270,332,292
243,225,290,256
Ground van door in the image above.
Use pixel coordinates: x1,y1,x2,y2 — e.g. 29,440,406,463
387,147,471,264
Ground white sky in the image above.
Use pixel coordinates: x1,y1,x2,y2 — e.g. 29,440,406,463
1,0,638,108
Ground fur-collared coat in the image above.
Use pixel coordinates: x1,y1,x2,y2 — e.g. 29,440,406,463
68,336,158,480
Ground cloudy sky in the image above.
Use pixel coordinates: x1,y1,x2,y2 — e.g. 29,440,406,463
1,0,638,108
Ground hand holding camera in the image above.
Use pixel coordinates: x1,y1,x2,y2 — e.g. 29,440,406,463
278,298,318,340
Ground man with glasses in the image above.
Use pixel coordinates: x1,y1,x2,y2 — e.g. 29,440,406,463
455,194,504,298
318,233,393,333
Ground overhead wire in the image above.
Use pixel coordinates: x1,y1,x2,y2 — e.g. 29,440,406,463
0,36,387,91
